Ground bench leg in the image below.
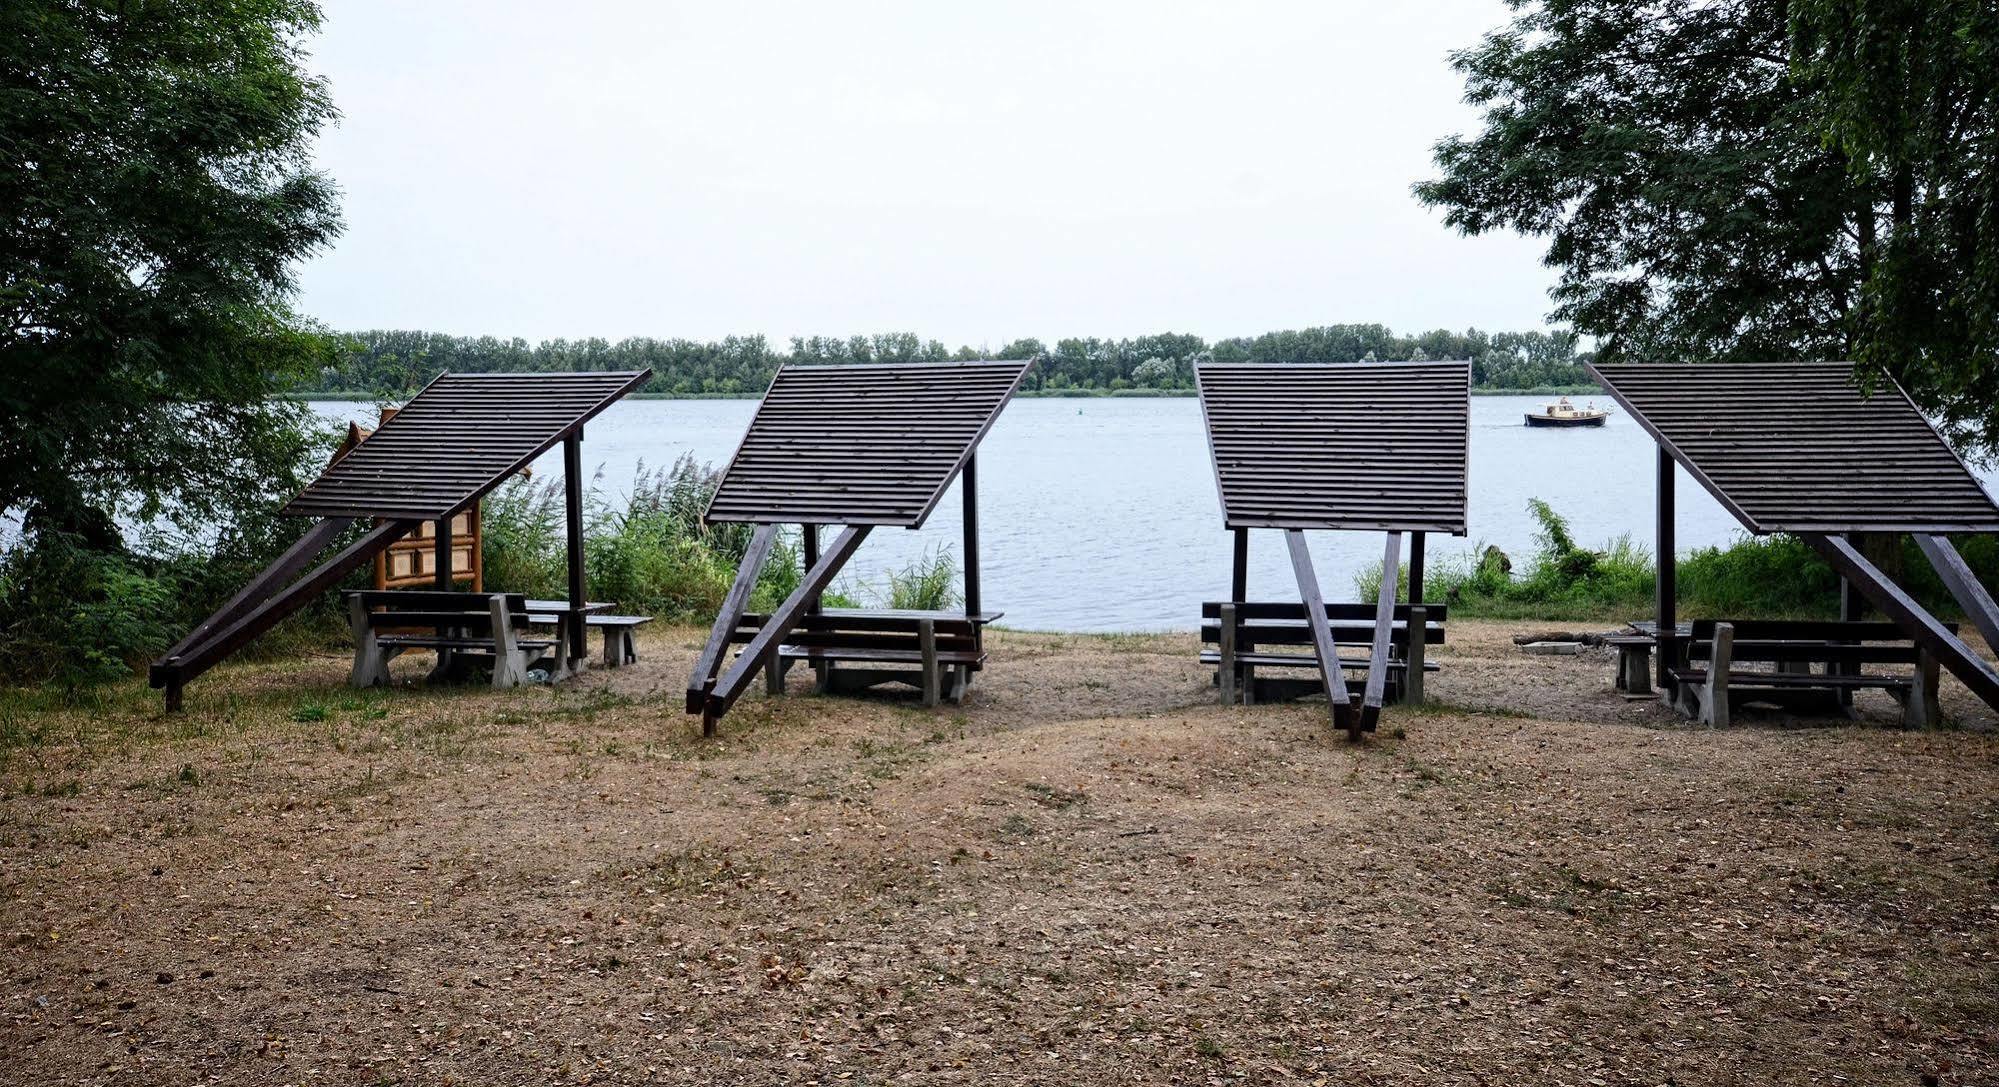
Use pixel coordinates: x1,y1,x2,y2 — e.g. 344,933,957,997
1904,649,1941,728
601,628,620,668
919,619,940,708
1402,607,1426,705
489,595,527,689
348,596,390,688
1697,623,1733,728
764,642,785,696
1218,603,1238,705
812,660,832,694
947,665,970,705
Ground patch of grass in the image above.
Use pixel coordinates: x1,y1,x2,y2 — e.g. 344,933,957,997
1023,782,1086,809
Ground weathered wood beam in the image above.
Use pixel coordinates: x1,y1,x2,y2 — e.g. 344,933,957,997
704,525,872,725
1285,530,1357,738
563,431,587,661
1803,534,1999,712
158,515,356,665
1655,446,1678,693
685,523,778,719
150,519,420,709
1914,533,1999,657
1360,532,1403,733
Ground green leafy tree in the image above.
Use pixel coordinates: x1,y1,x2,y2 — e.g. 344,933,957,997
0,0,342,544
1417,0,1999,455
1789,0,1999,448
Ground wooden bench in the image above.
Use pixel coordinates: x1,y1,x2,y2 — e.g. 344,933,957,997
1669,618,1946,728
1199,602,1446,705
525,604,652,668
727,609,1000,707
346,590,558,688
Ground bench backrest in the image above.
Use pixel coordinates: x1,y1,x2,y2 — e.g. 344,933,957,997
732,612,979,653
1200,601,1449,623
1685,618,1951,667
349,590,530,632
1202,601,1446,651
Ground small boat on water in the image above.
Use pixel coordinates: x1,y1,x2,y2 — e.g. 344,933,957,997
1524,396,1610,428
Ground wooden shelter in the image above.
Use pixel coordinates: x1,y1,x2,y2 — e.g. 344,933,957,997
687,360,1030,734
1588,360,1999,716
1195,361,1471,739
149,370,651,709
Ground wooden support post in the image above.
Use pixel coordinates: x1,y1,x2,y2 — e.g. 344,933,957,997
489,593,525,689
803,523,821,614
919,618,940,708
1360,532,1402,734
1218,602,1238,705
1655,447,1678,695
1285,530,1356,737
1915,533,1999,656
435,509,454,591
1804,533,1999,713
686,523,778,718
962,455,981,622
706,525,872,722
1403,605,1427,705
1408,531,1426,605
1231,528,1248,603
564,431,587,663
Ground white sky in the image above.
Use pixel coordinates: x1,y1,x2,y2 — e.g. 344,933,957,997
296,0,1559,348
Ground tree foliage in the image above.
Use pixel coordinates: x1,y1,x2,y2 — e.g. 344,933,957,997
0,0,342,543
1418,0,1999,456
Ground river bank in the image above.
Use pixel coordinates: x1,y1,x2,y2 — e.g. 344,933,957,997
3,622,1996,1084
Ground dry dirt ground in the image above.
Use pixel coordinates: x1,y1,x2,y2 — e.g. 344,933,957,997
3,621,1998,1086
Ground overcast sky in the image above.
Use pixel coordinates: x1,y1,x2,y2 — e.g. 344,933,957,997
295,1,1559,349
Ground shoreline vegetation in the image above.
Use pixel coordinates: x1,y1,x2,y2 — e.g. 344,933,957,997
300,324,1595,400
290,384,1608,402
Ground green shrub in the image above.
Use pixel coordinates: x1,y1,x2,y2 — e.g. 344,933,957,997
0,532,179,688
880,547,960,611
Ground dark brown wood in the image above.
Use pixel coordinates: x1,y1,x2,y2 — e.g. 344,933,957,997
1914,533,1999,655
151,520,420,700
1408,531,1426,604
564,432,586,660
285,371,651,520
158,516,356,665
703,362,1029,527
802,523,820,614
1359,532,1402,733
705,525,872,722
686,523,778,719
961,453,980,626
1285,530,1356,736
1803,533,1999,711
1196,363,1471,534
1656,445,1678,691
1589,362,1999,534
434,507,454,592
1231,528,1248,602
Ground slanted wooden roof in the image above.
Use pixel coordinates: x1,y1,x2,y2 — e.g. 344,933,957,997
1588,361,1999,534
1195,361,1471,534
704,361,1030,527
282,371,651,520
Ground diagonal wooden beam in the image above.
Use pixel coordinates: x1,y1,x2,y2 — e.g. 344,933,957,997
1914,534,1999,657
1285,530,1358,737
150,519,420,709
686,523,779,717
1359,532,1402,734
158,516,356,664
1803,534,1999,713
704,525,872,726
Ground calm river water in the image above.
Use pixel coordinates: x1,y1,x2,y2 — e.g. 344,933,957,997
315,396,1999,632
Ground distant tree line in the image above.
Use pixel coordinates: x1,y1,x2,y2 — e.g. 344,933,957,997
303,325,1593,398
